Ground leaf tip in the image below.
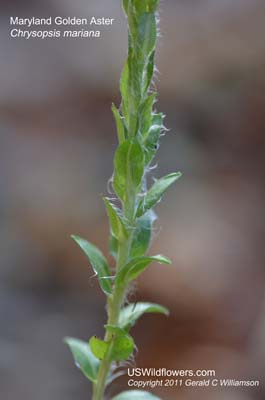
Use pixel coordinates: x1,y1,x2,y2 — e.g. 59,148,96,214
71,234,79,241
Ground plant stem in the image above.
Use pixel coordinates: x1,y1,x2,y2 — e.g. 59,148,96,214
92,196,136,400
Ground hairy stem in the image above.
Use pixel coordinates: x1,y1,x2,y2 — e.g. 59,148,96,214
92,199,136,399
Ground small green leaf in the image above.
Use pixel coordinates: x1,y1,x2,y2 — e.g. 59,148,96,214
138,13,157,62
131,210,156,258
105,324,126,336
109,234,118,259
117,254,171,283
127,3,138,44
137,172,182,217
144,113,164,165
127,52,142,135
134,0,159,15
112,335,134,361
113,140,144,202
71,235,112,295
103,198,127,241
120,60,129,124
64,338,99,383
144,50,155,95
119,302,169,330
89,336,109,360
105,325,135,361
112,391,161,400
139,94,156,139
122,0,130,15
112,103,126,143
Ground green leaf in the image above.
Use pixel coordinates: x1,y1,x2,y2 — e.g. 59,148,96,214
103,198,127,241
112,103,126,143
64,338,99,383
127,52,142,135
122,0,130,15
89,336,109,360
111,335,134,361
119,302,169,330
113,140,144,202
138,13,157,62
134,0,159,16
139,94,156,139
71,235,112,295
105,324,126,336
127,3,138,44
131,210,156,258
112,391,161,400
120,60,129,124
144,50,155,94
137,172,182,217
117,254,171,283
144,113,164,165
109,233,118,259
106,325,135,361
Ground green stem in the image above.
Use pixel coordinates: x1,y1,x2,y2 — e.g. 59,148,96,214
92,197,135,400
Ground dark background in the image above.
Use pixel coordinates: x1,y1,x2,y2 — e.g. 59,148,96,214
0,1,265,399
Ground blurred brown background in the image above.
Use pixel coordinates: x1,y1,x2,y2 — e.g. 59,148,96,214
1,1,265,399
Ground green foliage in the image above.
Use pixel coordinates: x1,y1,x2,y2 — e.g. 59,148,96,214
109,234,119,259
117,254,171,283
89,327,134,362
111,104,127,143
112,391,161,400
89,336,109,360
130,210,156,258
66,1,182,399
112,103,126,143
113,140,144,202
119,302,169,330
71,235,112,295
103,198,128,241
64,338,99,383
139,93,156,140
143,112,164,165
137,172,182,217
105,325,135,361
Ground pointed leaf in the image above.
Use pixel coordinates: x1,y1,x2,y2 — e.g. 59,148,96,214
103,198,127,241
120,60,129,124
144,113,164,165
119,302,169,330
138,13,157,61
144,50,155,95
123,0,130,15
137,172,182,217
64,338,99,383
139,94,156,139
127,3,138,45
112,391,161,400
89,336,109,360
71,235,112,295
113,140,144,201
117,255,171,283
131,210,156,258
112,103,126,143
